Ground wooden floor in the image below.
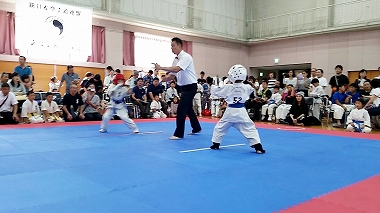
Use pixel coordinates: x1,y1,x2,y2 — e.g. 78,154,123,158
201,116,380,134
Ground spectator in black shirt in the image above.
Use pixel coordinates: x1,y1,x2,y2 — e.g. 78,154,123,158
360,80,372,97
132,78,149,118
62,85,85,122
85,74,103,90
147,78,167,114
329,65,349,95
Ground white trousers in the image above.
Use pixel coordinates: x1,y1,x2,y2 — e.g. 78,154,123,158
331,104,356,120
193,98,202,115
211,100,220,116
212,107,261,146
152,111,167,119
346,125,371,133
29,115,44,124
312,103,321,119
261,104,277,116
275,104,292,120
100,104,138,132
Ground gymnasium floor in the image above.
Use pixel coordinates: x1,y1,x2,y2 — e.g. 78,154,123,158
0,118,379,213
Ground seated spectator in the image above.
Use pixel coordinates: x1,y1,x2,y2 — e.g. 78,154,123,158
41,92,63,122
346,83,361,103
165,81,179,105
261,86,282,121
147,78,167,114
364,79,380,117
169,96,179,118
0,72,9,88
150,95,167,118
9,73,26,95
355,69,368,91
131,78,149,118
360,80,372,97
49,76,61,92
331,84,355,127
62,85,85,122
218,99,228,118
346,98,371,133
0,83,19,124
21,74,33,92
275,84,295,124
21,91,44,124
253,80,272,121
143,70,154,85
193,80,203,117
80,72,93,88
285,92,321,126
82,83,102,121
85,74,103,90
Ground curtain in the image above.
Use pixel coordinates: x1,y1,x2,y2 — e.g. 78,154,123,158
87,25,105,63
0,11,19,55
182,40,193,55
123,31,135,66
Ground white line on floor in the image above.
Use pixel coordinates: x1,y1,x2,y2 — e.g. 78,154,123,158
180,143,245,153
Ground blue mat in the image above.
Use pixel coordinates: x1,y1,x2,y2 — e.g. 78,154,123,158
1,121,380,213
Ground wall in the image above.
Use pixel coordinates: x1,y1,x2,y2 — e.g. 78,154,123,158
248,28,380,94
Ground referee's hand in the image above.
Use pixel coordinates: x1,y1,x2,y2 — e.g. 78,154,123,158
153,63,161,71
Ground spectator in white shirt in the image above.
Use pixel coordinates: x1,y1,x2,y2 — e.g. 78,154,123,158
21,91,44,124
41,92,63,123
165,81,179,104
309,78,325,119
49,76,61,92
375,67,380,79
150,95,167,118
309,68,317,80
103,66,115,88
283,70,298,89
316,69,328,95
126,71,139,89
365,79,380,117
9,73,27,95
0,83,19,124
193,80,204,116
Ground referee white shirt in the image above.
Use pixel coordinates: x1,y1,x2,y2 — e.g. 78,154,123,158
171,50,197,86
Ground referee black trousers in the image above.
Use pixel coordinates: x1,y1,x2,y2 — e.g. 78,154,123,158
174,83,202,138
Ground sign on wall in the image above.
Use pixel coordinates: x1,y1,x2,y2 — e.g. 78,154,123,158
15,0,92,61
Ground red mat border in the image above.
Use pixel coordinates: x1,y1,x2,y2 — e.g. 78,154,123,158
0,118,379,140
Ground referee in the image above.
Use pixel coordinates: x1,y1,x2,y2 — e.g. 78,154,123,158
154,37,202,140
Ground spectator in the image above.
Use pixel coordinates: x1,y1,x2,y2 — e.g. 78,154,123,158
346,83,361,104
355,69,368,91
62,85,85,122
21,74,33,92
274,80,283,94
193,80,203,117
346,98,371,133
60,65,80,94
152,70,160,80
0,72,9,88
360,80,372,97
285,92,320,126
147,77,167,114
143,70,154,85
85,74,103,89
198,71,206,83
49,76,61,92
41,92,63,123
170,96,179,117
331,84,355,127
316,69,328,90
201,77,212,110
103,66,114,88
261,86,282,121
309,78,324,119
115,69,121,74
0,83,19,124
126,70,139,89
131,78,149,118
218,99,228,118
375,67,380,79
309,68,317,80
253,80,272,121
283,70,298,89
82,83,102,121
14,56,32,89
165,81,179,105
275,84,295,124
364,79,380,117
21,91,44,124
150,94,167,118
9,73,26,95
268,72,277,89
160,74,167,90
329,65,350,96
80,72,93,88
298,70,310,96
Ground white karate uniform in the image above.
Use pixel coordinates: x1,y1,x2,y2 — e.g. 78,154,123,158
309,85,325,119
210,83,261,146
193,83,203,115
41,100,63,122
150,100,167,119
275,104,292,120
346,108,371,133
100,84,139,132
210,86,221,117
21,99,44,124
261,93,282,118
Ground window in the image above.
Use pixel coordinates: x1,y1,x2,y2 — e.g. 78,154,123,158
134,32,174,69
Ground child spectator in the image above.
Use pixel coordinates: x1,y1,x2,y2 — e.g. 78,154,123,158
308,78,324,119
21,91,44,124
210,85,221,117
346,83,361,104
165,81,179,105
49,76,61,92
275,84,295,124
21,74,33,92
193,80,204,117
346,98,371,133
261,85,282,121
170,96,179,118
217,99,227,118
331,84,355,127
150,95,167,118
355,69,368,91
41,92,63,122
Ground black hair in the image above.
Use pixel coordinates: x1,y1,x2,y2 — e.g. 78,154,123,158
261,78,268,84
317,69,324,73
161,74,166,78
19,56,26,60
46,92,53,97
148,70,153,74
170,81,176,85
106,66,113,71
269,72,276,78
97,86,103,91
171,37,183,47
222,76,228,81
67,65,74,70
153,77,159,81
206,76,213,84
337,84,345,88
292,94,307,110
26,91,34,96
94,74,101,80
200,71,205,75
85,72,93,77
355,98,365,106
311,78,319,84
349,83,359,90
21,74,30,82
79,88,85,95
115,69,121,73
1,82,9,88
335,65,343,70
137,78,143,82
358,69,367,78
10,72,20,87
370,79,380,88
273,85,280,90
1,72,9,78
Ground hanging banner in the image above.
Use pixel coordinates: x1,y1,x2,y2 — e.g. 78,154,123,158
15,0,92,61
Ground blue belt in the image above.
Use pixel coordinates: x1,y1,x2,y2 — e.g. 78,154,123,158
353,120,364,133
228,103,245,108
112,99,124,104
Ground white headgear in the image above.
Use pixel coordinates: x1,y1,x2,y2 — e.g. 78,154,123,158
228,64,247,83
